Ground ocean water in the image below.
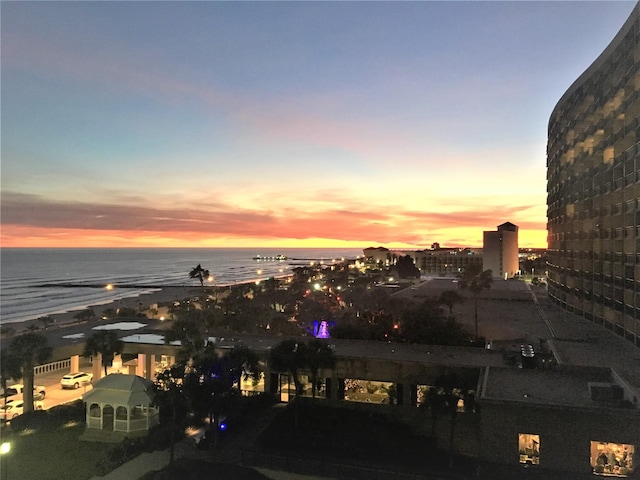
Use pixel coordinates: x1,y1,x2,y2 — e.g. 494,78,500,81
0,248,362,325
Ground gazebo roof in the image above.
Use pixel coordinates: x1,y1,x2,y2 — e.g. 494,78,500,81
83,374,155,406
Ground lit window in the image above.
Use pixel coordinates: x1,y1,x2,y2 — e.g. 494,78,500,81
519,433,540,465
591,441,635,477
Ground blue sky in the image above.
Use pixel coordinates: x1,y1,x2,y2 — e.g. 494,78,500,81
1,1,636,248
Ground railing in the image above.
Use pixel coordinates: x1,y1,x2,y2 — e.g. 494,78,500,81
34,359,71,376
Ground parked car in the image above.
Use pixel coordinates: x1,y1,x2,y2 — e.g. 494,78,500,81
2,383,46,401
0,399,43,423
60,372,93,389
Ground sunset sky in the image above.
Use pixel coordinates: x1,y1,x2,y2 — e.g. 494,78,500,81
1,1,636,249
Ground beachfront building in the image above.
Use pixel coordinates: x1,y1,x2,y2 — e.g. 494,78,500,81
362,246,392,266
413,247,483,276
483,222,519,279
546,3,640,347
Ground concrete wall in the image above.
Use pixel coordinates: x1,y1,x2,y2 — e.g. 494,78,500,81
480,399,640,475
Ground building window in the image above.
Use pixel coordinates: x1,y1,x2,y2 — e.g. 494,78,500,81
519,433,540,465
343,379,395,404
591,441,635,477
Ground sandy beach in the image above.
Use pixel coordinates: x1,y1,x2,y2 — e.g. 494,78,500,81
0,285,208,337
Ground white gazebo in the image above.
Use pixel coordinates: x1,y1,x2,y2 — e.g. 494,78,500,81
82,374,159,438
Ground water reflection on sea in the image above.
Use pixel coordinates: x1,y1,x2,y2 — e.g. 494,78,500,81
0,248,361,324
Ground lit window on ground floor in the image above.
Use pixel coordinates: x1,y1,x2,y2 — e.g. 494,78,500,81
417,385,472,412
239,371,264,395
278,374,326,401
344,379,395,404
519,433,540,465
591,441,635,477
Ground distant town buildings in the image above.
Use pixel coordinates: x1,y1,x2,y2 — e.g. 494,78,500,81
363,245,484,276
483,222,519,279
413,246,482,276
546,3,640,347
362,246,392,266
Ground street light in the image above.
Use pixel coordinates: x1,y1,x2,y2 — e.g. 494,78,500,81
1,441,11,480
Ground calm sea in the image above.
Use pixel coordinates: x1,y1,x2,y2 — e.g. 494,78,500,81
0,248,362,325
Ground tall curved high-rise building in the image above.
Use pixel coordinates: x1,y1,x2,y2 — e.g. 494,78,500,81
547,3,640,346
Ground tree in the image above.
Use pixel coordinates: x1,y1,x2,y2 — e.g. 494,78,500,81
6,332,51,413
185,345,262,448
269,338,336,396
189,264,210,287
0,350,21,406
269,339,307,397
74,308,97,322
438,290,464,315
83,330,124,377
163,318,206,365
457,264,493,340
398,300,472,346
155,365,189,470
395,255,421,279
269,339,335,431
304,339,336,399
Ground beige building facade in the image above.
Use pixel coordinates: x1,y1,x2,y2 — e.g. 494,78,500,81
483,222,519,279
546,4,640,347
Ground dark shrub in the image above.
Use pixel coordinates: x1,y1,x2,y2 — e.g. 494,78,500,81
10,399,85,432
10,409,49,431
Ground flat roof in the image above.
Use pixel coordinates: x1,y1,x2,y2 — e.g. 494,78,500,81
482,366,615,408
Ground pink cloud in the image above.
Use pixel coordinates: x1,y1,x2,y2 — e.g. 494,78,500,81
1,191,547,248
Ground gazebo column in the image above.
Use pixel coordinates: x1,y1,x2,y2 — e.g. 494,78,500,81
70,355,80,372
92,353,103,380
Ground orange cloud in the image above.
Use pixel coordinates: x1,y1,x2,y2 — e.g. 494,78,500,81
1,191,547,248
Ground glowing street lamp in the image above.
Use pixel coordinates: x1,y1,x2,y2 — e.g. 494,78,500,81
1,441,10,480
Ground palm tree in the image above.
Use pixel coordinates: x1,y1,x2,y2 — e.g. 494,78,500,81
163,318,205,365
83,330,124,377
155,365,189,470
1,350,21,406
304,339,336,399
184,344,261,448
457,264,493,341
269,339,307,397
7,332,52,413
189,264,210,287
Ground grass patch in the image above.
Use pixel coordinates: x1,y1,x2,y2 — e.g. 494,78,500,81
0,424,110,480
257,401,437,468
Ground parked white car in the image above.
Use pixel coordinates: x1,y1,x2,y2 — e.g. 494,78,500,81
60,372,93,389
0,399,43,423
2,384,46,401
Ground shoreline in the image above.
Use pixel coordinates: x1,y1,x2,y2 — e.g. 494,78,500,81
0,285,219,337
0,274,297,338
